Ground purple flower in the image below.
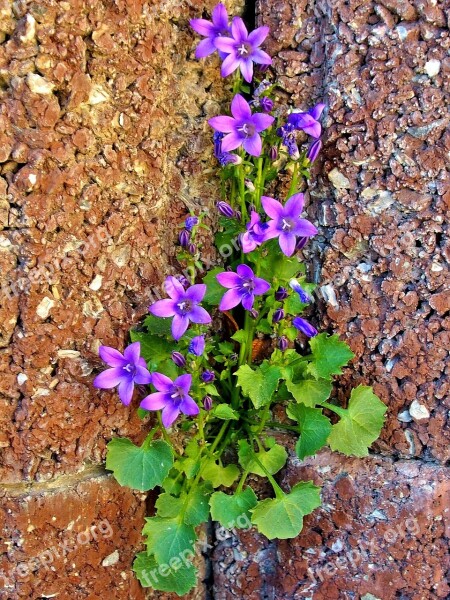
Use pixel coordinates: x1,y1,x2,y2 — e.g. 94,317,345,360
209,94,274,157
293,317,318,338
287,103,326,139
215,17,272,83
149,276,211,341
241,211,268,253
217,200,235,218
93,342,152,407
214,132,242,166
216,264,270,311
289,279,312,303
190,3,231,60
262,193,318,257
185,216,199,231
295,236,309,251
260,97,274,113
307,139,322,163
188,335,205,356
277,122,299,159
201,370,215,383
172,351,186,368
140,373,199,428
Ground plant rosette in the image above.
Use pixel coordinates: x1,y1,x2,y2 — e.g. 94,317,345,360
93,5,386,596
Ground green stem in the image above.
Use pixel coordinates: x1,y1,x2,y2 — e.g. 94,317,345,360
287,161,299,197
237,162,247,220
250,450,285,500
141,427,159,449
266,421,298,433
318,401,347,417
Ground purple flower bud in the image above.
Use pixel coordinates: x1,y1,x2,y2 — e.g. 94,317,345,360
295,236,309,251
253,79,271,98
278,336,288,351
217,201,235,218
258,63,270,73
306,139,322,163
269,146,278,161
250,309,259,319
188,335,205,356
289,279,312,303
260,97,274,113
235,210,242,221
245,179,255,192
171,351,186,368
201,370,215,383
229,353,238,362
272,308,285,324
185,216,199,231
175,274,190,288
203,395,213,411
179,229,190,248
187,243,196,255
275,286,288,301
293,317,318,338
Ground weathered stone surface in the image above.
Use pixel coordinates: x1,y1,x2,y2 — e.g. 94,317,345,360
0,0,241,483
213,450,450,599
258,0,450,462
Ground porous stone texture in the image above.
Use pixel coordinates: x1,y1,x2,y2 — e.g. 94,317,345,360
213,450,450,599
259,0,449,463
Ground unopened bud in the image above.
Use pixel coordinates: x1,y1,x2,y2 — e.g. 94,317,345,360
171,351,186,368
217,201,235,218
179,229,190,248
272,308,285,324
203,395,213,411
278,336,288,351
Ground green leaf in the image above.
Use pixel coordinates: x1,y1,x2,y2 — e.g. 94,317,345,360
238,440,287,477
143,517,196,564
133,552,197,595
143,314,173,337
155,483,212,526
203,267,227,305
201,459,240,488
212,404,239,421
285,377,332,407
210,488,258,529
231,330,247,344
287,404,332,459
106,438,173,491
129,330,175,368
236,361,282,409
251,481,321,539
307,333,355,380
260,242,301,282
327,386,386,457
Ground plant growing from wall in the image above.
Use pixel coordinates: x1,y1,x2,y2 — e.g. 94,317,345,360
93,4,386,595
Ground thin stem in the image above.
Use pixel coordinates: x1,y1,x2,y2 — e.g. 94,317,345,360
249,449,285,500
318,401,347,417
287,161,299,197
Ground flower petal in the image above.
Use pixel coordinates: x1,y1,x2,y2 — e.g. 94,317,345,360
118,377,134,406
309,102,326,121
212,3,229,29
304,121,322,138
253,277,271,295
185,283,206,303
279,232,297,257
189,305,212,325
174,373,192,392
214,36,236,52
241,293,254,311
180,395,200,417
93,367,125,389
231,94,251,120
242,133,262,156
293,218,318,237
284,192,305,216
98,346,126,367
149,298,176,318
152,373,174,394
123,341,141,365
241,232,258,253
165,276,185,299
221,131,243,152
216,271,241,288
190,18,215,37
236,263,254,279
221,53,240,77
161,404,181,428
231,16,248,42
138,357,148,369
134,366,153,385
239,59,253,83
219,288,242,311
208,115,236,133
251,48,272,65
247,25,269,47
172,314,189,340
262,196,283,219
140,392,168,411
252,113,275,133
195,37,217,58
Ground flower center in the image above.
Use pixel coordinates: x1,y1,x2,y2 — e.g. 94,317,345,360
241,278,255,292
238,122,256,138
176,299,193,314
169,385,184,402
280,217,294,231
237,42,251,57
123,363,136,375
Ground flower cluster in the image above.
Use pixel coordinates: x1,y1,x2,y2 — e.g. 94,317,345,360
93,6,385,596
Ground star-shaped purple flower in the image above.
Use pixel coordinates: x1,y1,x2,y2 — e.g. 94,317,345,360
216,264,270,311
140,373,199,428
93,342,152,406
190,3,231,59
149,276,211,341
287,103,326,139
241,211,268,253
215,17,272,82
262,193,318,257
209,94,274,157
